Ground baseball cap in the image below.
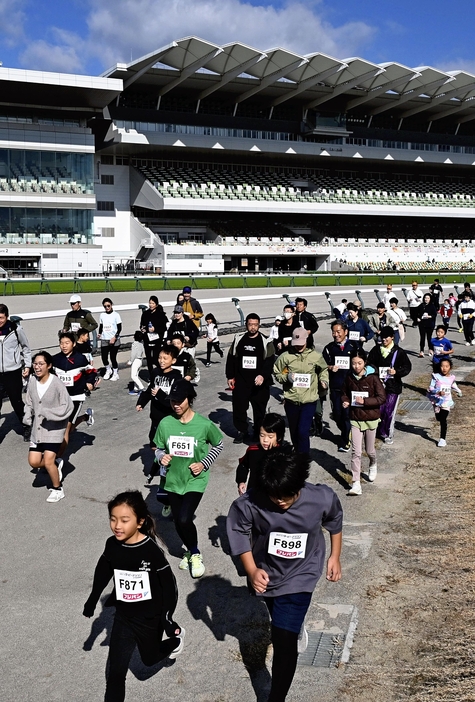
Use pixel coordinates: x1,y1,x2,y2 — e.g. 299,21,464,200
169,378,196,403
352,299,362,307
182,286,192,293
174,305,184,313
69,294,81,303
292,328,308,344
275,315,283,321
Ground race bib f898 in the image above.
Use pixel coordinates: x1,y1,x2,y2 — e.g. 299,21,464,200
114,570,151,602
268,532,307,559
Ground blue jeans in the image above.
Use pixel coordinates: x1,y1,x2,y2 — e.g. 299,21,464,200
284,400,317,455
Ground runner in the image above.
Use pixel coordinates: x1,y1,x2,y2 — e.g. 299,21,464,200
406,281,424,327
427,358,462,447
416,293,437,357
98,298,122,381
170,333,197,381
154,379,223,578
235,412,286,495
83,490,184,702
24,351,73,503
227,448,342,702
52,332,98,455
62,294,98,335
139,296,168,375
341,349,386,495
136,345,182,446
0,303,32,439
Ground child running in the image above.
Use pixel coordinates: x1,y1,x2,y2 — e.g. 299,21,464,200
24,351,73,503
429,325,454,370
227,448,342,702
203,313,224,367
83,490,184,702
235,412,286,495
341,349,386,495
427,358,462,447
128,331,145,395
154,379,223,578
98,298,122,381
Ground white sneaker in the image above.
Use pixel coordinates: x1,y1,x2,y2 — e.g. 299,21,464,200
178,551,191,570
438,438,447,447
169,627,186,659
297,624,309,654
86,408,94,426
103,367,113,380
472,339,475,345
46,487,65,503
368,464,378,482
348,481,362,496
465,342,471,346
110,371,119,382
55,458,64,482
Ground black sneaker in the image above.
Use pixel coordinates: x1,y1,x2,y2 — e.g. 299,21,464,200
23,425,31,442
233,432,247,444
314,419,323,437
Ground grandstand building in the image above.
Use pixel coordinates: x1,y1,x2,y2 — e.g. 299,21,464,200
3,36,475,274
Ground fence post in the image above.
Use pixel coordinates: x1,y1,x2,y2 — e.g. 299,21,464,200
355,290,365,309
324,292,334,314
282,293,294,306
374,288,382,303
231,297,245,325
134,276,143,292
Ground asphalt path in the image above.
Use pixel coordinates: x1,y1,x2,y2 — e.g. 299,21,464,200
1,287,472,701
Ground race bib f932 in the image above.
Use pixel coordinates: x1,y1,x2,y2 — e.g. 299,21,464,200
114,570,151,602
268,532,307,559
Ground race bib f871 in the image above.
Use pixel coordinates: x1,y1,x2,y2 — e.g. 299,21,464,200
114,570,151,601
268,532,307,559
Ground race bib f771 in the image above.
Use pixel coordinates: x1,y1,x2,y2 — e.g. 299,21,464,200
114,570,151,602
268,532,307,559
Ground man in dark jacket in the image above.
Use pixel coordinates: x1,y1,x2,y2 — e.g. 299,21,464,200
62,294,98,334
226,313,275,443
294,297,319,348
0,303,31,438
367,326,412,444
166,306,199,349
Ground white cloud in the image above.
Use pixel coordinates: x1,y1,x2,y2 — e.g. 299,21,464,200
0,0,27,46
18,0,377,73
20,39,83,73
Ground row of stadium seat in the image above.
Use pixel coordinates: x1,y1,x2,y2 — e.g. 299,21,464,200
0,178,89,194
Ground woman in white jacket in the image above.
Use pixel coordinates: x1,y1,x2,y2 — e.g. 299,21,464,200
24,351,73,503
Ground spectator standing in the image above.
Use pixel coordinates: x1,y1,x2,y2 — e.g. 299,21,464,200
140,296,168,375
62,294,98,335
273,328,328,458
458,291,475,345
368,326,412,445
98,298,122,381
294,297,319,348
406,281,424,327
0,303,31,439
416,293,437,357
226,313,275,444
322,321,359,453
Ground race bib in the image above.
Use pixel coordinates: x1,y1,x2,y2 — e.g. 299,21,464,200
169,435,194,457
433,346,444,355
349,331,360,341
379,367,389,381
56,369,74,387
114,569,151,602
71,322,80,332
242,356,257,369
268,532,308,559
103,321,113,333
147,332,159,341
463,313,471,320
293,373,311,388
351,391,368,406
334,356,350,369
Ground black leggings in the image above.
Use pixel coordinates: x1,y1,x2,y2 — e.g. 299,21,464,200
101,344,119,369
435,408,449,440
167,491,203,552
105,612,179,702
418,326,434,352
144,343,160,375
267,624,299,702
206,340,223,362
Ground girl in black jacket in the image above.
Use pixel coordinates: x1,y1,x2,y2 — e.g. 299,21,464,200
416,293,437,357
140,296,169,374
83,491,184,702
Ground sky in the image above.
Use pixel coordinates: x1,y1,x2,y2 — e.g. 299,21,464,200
0,0,475,77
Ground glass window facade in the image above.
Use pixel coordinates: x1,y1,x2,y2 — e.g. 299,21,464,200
0,207,93,245
0,149,93,193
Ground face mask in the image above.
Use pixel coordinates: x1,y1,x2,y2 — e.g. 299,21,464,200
284,312,293,320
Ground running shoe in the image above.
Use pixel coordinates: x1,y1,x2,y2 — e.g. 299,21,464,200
46,487,65,503
169,627,186,659
338,442,351,453
297,624,309,654
384,437,394,445
205,362,211,367
55,458,64,482
368,464,378,482
110,371,119,382
438,439,447,447
190,553,205,578
128,389,140,395
178,551,191,570
86,408,94,426
103,367,113,380
347,481,362,496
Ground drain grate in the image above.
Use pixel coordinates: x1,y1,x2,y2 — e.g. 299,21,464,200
298,632,344,668
399,399,432,412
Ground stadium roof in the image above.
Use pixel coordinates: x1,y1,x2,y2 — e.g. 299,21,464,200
102,36,475,126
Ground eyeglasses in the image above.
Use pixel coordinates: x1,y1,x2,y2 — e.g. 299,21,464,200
103,305,112,309
33,362,47,367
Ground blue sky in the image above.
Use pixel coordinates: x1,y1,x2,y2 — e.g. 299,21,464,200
0,0,474,76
